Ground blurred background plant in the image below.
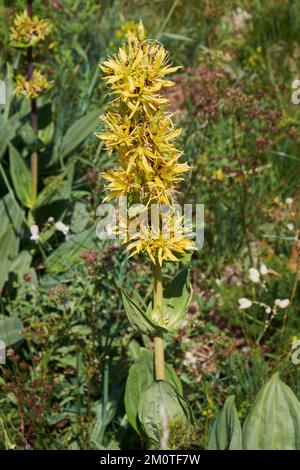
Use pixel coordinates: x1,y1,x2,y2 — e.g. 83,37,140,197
0,0,300,450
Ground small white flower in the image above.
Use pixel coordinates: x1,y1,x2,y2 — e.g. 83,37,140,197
265,306,272,314
260,264,268,276
287,223,294,232
47,217,54,223
55,221,69,237
274,298,290,309
238,298,252,309
249,267,260,283
286,197,293,206
30,224,39,242
233,8,252,31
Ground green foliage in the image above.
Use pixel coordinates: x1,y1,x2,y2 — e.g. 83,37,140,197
161,269,191,332
0,193,24,290
0,314,23,348
243,373,300,450
208,374,300,450
59,109,100,161
124,348,183,433
9,144,33,209
138,380,194,446
121,289,165,336
121,269,191,335
207,396,242,450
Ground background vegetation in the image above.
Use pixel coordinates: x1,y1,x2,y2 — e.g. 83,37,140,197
0,0,300,450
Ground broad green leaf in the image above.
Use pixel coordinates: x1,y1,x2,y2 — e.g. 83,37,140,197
71,201,90,233
0,193,23,241
125,348,183,433
0,314,24,348
163,269,191,332
0,194,23,289
123,270,191,335
146,269,191,333
0,113,21,160
207,396,243,450
243,372,300,450
60,109,99,159
34,163,74,209
121,289,165,336
138,380,193,444
9,144,34,208
45,222,98,273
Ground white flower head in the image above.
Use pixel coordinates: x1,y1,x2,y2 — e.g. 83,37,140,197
260,264,268,276
30,224,39,242
265,306,272,314
233,8,252,31
55,221,69,237
238,298,252,309
249,267,260,283
274,298,290,309
285,197,293,206
287,223,294,232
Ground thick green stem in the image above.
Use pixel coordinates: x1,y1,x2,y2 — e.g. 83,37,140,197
153,263,165,381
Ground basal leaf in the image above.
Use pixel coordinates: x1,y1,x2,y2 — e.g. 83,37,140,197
242,372,300,450
138,380,193,444
124,348,183,433
207,396,243,450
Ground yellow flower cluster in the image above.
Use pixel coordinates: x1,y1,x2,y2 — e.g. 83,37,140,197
15,70,51,99
10,10,51,48
98,22,195,265
126,212,195,266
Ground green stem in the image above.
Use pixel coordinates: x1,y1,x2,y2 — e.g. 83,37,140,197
153,263,165,381
27,0,38,203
